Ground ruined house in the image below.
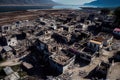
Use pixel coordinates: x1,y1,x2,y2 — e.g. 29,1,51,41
87,34,113,52
0,46,16,60
25,39,75,75
109,51,120,63
98,33,113,47
101,21,114,32
15,21,24,28
3,67,20,80
15,32,26,40
88,36,104,52
86,62,110,79
51,32,71,44
87,14,95,21
49,49,75,74
69,31,91,45
79,47,97,62
35,30,45,37
68,43,96,63
34,39,48,52
0,36,8,46
68,35,112,63
8,37,18,47
0,24,11,33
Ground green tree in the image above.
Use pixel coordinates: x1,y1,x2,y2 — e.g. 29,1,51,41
100,8,110,15
114,7,120,26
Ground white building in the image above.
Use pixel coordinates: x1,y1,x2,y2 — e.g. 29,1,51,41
8,37,18,47
3,67,20,80
80,23,88,31
87,37,104,52
0,24,11,33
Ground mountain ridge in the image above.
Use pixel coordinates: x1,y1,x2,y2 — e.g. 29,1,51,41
84,0,120,7
0,0,56,5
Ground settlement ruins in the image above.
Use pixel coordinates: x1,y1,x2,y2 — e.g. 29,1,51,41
0,9,120,80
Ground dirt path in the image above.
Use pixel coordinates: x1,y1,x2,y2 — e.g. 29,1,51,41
0,54,27,67
0,58,21,67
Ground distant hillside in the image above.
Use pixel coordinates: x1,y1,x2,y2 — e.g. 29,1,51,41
84,0,120,7
0,0,56,5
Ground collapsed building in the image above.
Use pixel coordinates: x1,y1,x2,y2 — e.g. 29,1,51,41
3,67,20,80
0,24,11,33
0,36,8,46
8,37,18,47
0,10,119,80
109,51,120,63
22,39,75,76
49,49,75,74
68,35,113,63
0,46,16,60
51,32,71,44
101,21,114,32
88,36,105,52
36,38,76,74
86,62,110,79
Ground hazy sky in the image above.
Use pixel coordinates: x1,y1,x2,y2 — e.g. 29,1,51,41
52,0,96,5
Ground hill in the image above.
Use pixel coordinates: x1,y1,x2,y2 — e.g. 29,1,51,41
84,0,120,7
0,0,56,5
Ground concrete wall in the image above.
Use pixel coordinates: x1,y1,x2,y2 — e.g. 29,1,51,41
63,56,75,73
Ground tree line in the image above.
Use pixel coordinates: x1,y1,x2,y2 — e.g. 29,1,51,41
100,7,120,27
